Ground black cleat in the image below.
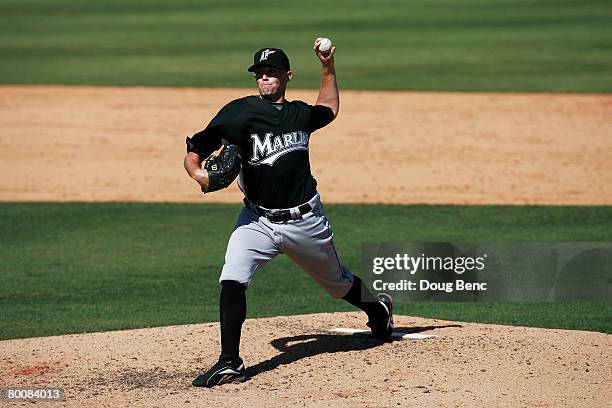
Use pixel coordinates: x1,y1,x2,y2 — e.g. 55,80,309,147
192,357,246,387
367,293,394,341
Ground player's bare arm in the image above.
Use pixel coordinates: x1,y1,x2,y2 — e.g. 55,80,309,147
183,151,210,190
313,38,339,118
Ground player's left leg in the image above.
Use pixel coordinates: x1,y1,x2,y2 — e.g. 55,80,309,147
193,206,279,387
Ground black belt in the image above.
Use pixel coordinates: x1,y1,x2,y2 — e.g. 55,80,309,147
245,199,313,222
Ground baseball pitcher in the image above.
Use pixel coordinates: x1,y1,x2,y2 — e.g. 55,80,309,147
183,39,394,387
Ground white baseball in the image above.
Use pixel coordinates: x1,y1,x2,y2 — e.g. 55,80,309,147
319,37,332,53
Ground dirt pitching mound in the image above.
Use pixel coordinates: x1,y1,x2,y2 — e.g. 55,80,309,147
1,313,609,407
1,86,611,204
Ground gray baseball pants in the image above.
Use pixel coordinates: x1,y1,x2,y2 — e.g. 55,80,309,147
219,193,354,298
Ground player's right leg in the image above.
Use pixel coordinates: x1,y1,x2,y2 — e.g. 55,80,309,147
280,198,394,341
192,206,279,387
342,276,394,341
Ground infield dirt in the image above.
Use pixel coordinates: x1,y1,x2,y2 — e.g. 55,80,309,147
1,313,610,407
1,86,611,204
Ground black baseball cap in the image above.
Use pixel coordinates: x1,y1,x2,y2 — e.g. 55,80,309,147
247,48,290,72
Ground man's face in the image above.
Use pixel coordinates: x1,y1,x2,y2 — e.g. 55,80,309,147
253,66,292,101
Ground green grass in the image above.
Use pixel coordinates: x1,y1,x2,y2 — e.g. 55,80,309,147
0,0,611,91
1,203,611,339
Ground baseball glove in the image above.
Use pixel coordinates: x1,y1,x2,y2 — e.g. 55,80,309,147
202,144,241,193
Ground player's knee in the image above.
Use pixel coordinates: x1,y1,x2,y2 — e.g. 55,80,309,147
220,261,255,286
324,281,354,299
329,291,344,299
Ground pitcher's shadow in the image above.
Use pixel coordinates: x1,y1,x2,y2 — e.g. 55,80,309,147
246,324,461,379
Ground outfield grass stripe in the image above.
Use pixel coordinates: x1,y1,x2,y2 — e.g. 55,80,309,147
0,0,610,91
1,203,611,339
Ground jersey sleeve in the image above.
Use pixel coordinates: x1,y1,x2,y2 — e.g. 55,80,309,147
186,99,245,157
306,104,335,133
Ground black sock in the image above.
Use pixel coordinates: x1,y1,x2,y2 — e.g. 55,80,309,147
219,280,246,362
342,276,384,321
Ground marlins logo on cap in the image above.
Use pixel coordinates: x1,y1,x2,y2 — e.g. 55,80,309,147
248,48,290,72
260,49,276,62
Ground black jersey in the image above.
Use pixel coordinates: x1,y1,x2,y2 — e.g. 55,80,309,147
188,96,334,209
